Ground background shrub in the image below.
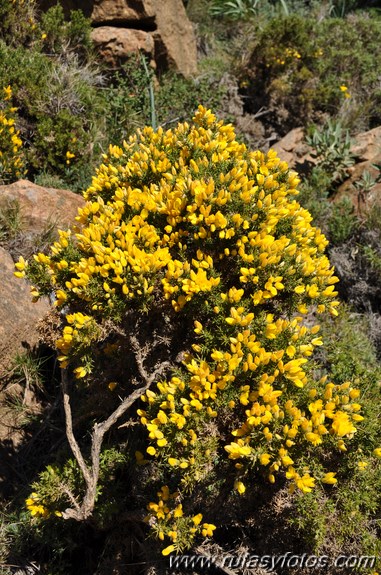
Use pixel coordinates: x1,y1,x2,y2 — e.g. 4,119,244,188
0,0,38,47
241,12,381,135
0,7,105,190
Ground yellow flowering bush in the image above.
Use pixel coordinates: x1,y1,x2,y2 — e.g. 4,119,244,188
18,106,364,553
0,85,25,184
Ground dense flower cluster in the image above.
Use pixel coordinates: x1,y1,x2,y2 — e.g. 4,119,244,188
25,492,49,518
17,107,362,552
0,85,25,184
146,485,216,555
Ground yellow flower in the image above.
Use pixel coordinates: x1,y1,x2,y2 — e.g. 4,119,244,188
173,504,183,518
234,480,246,495
66,150,75,164
73,365,88,379
321,472,337,485
296,473,315,493
14,270,26,278
260,453,271,466
162,545,175,556
201,523,216,537
192,513,203,525
373,447,381,458
3,85,12,100
339,85,351,98
25,492,49,517
194,320,203,334
331,412,356,437
225,441,252,459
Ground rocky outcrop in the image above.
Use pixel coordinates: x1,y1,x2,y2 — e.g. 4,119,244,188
0,247,50,370
336,152,381,212
273,125,381,212
273,128,307,167
150,0,197,77
0,180,84,368
38,0,198,77
91,0,156,23
0,179,84,235
91,27,155,68
350,125,381,162
336,126,381,212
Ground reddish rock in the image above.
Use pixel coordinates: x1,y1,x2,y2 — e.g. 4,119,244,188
91,0,155,23
272,127,312,168
333,128,381,213
151,0,197,77
0,247,50,369
336,152,381,214
0,179,84,235
0,180,84,367
274,126,381,212
91,26,155,66
351,126,381,162
91,0,197,76
37,0,198,77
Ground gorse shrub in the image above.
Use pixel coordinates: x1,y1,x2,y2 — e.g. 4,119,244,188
0,85,25,184
18,108,368,554
0,5,104,189
39,4,93,63
0,0,38,47
242,13,381,134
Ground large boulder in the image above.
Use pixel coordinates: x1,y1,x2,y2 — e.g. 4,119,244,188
336,152,381,213
150,0,197,77
272,127,315,174
350,125,381,162
0,180,84,367
0,179,84,235
38,0,198,77
0,246,50,369
91,27,155,68
335,126,381,213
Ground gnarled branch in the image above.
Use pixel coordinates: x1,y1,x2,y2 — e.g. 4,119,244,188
61,338,171,521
